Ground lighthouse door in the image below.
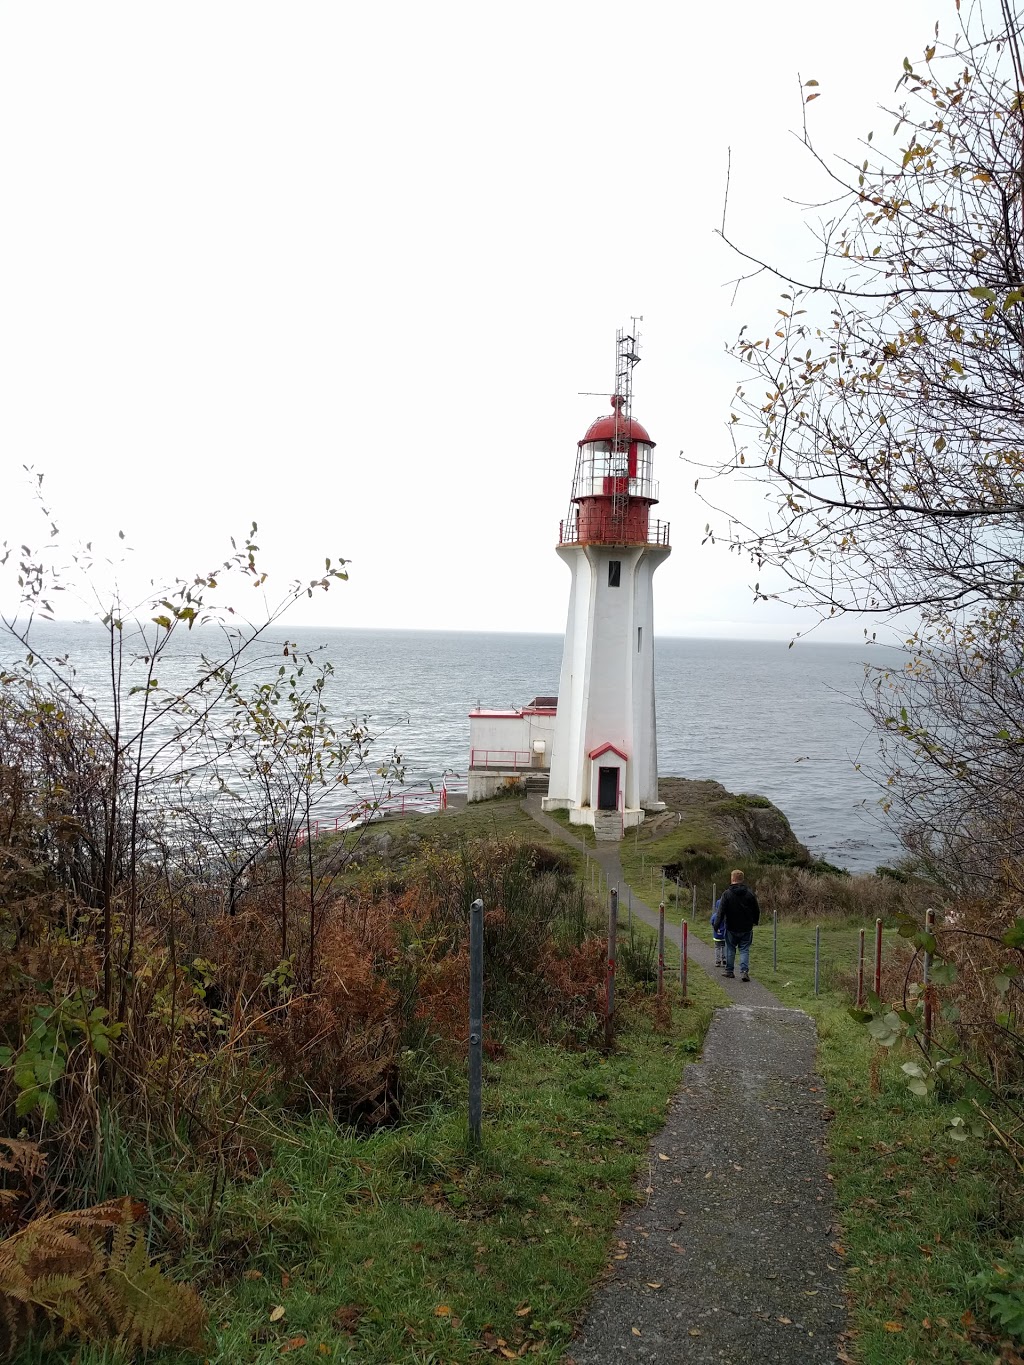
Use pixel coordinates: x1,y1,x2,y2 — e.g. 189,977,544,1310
597,766,619,811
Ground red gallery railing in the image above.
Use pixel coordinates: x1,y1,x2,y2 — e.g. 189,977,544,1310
558,517,670,547
292,776,468,845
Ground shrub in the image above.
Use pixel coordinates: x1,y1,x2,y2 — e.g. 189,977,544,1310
619,928,657,986
752,865,922,922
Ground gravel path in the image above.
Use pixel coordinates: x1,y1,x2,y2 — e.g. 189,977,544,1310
521,798,846,1363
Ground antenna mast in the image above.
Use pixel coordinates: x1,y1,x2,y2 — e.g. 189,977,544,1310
612,320,642,530
614,320,642,422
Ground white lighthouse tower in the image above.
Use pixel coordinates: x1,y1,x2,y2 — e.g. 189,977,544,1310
541,329,670,838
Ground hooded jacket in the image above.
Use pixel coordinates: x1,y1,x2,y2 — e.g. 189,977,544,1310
717,882,761,935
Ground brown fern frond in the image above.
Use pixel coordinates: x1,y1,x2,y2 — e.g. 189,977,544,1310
0,1141,46,1188
0,1196,207,1358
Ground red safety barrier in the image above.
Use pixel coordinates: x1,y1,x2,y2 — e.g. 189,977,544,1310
292,779,464,845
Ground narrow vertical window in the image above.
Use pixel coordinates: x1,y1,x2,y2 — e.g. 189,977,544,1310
608,560,621,587
637,626,642,652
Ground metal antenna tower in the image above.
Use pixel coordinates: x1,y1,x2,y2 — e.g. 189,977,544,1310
614,321,642,418
612,321,642,530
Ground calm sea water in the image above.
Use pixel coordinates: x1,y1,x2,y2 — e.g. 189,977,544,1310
1,623,903,872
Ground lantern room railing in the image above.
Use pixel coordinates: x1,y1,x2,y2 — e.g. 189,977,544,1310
558,517,671,548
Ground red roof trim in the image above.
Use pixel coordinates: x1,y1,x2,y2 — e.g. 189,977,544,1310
588,742,628,761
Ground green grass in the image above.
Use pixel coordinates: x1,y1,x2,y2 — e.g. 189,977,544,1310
17,981,722,1365
315,799,591,892
544,807,597,848
814,1008,1010,1363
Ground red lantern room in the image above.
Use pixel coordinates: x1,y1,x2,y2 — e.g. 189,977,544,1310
558,332,670,549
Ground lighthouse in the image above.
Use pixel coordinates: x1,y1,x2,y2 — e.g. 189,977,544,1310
541,329,670,838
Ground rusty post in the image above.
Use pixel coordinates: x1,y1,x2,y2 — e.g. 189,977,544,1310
856,927,866,1008
681,920,689,1001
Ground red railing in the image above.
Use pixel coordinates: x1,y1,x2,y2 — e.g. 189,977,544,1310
292,777,467,845
558,516,670,547
469,749,535,769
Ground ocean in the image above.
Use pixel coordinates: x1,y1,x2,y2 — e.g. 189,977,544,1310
0,623,904,872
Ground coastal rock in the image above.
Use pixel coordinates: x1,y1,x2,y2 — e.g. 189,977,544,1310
654,776,810,869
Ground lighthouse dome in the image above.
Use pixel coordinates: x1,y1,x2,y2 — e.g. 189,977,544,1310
579,395,655,447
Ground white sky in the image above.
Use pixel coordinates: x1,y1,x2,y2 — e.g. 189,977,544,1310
0,0,945,640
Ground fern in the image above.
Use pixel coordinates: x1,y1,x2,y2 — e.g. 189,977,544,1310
0,1196,206,1357
0,1140,46,1189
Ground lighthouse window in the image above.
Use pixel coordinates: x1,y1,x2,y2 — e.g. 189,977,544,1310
608,560,621,587
637,626,642,652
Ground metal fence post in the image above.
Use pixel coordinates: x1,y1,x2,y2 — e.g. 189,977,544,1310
874,918,883,998
628,886,633,931
605,888,618,1049
856,927,865,1009
712,881,717,912
469,898,484,1147
923,906,935,1049
814,925,821,997
691,884,697,920
772,910,778,973
658,902,665,997
681,920,689,1000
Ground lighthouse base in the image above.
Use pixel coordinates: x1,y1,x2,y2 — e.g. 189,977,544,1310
541,797,646,839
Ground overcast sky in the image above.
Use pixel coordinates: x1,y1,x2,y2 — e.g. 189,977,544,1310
0,0,945,640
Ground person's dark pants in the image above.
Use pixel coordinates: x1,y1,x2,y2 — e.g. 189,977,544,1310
725,928,753,975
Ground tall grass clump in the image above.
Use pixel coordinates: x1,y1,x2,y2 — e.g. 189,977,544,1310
753,864,924,922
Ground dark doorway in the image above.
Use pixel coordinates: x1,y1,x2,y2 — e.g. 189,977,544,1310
598,766,619,811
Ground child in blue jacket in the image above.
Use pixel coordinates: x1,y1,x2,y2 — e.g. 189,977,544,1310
711,898,726,968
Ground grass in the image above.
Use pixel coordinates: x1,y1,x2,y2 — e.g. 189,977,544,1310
815,1008,1010,1363
543,808,597,848
16,979,723,1365
315,799,591,893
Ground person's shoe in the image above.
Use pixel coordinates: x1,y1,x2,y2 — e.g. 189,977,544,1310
741,972,750,982
724,971,735,978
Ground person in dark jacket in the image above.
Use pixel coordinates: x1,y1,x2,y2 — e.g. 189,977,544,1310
715,869,761,981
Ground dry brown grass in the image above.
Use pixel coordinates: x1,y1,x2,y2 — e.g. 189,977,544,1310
754,864,925,922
